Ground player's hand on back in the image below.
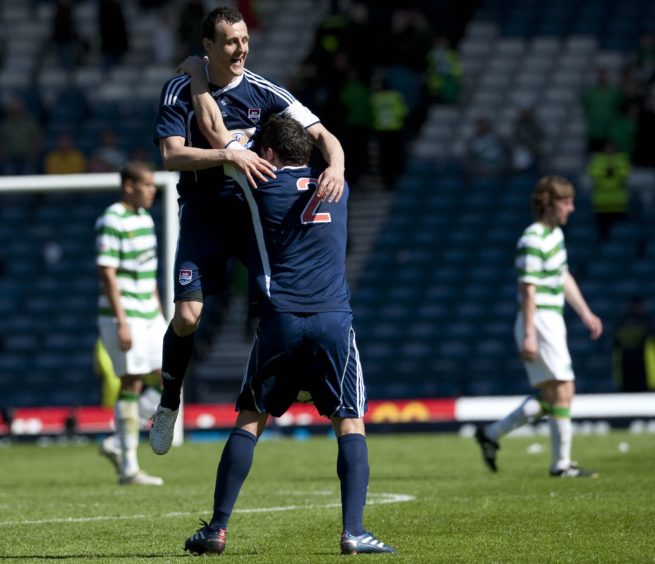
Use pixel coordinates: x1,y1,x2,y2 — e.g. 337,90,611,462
229,149,277,188
316,164,345,203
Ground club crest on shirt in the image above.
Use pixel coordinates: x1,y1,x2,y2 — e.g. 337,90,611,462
179,269,192,285
248,108,261,123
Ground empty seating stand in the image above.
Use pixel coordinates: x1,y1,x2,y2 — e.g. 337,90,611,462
0,190,163,408
352,158,638,398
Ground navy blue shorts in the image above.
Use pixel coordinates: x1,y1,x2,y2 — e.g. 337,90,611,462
173,197,250,301
236,309,367,419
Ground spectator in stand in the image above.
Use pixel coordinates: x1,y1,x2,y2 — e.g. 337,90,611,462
236,0,260,31
618,66,645,109
581,67,624,153
99,0,129,68
305,6,350,79
629,32,655,88
338,65,372,188
49,0,84,69
152,6,178,65
42,240,63,270
633,85,655,167
308,2,378,77
339,2,374,77
384,8,434,130
89,129,128,172
609,101,639,160
426,35,462,105
587,141,631,242
613,296,655,392
177,0,206,57
43,133,87,174
510,106,545,173
129,145,157,170
0,96,42,175
370,70,408,189
466,116,510,178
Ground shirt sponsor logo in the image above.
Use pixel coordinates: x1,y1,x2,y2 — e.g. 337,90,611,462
248,108,261,123
179,269,193,286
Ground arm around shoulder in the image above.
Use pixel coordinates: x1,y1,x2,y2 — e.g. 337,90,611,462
159,136,237,172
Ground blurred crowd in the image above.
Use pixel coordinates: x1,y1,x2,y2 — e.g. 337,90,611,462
1,0,655,207
0,0,476,186
0,0,257,176
292,0,475,188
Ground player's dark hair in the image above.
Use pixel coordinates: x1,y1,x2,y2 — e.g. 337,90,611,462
121,161,152,187
531,175,575,218
260,114,313,166
201,6,244,41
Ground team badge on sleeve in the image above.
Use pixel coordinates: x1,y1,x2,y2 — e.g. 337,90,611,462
179,269,193,285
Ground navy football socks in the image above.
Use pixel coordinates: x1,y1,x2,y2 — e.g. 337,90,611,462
211,428,258,529
160,323,194,411
337,433,369,536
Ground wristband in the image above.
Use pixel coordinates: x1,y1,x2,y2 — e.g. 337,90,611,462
225,139,245,150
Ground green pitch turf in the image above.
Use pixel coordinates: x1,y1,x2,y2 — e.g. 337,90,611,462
0,430,653,562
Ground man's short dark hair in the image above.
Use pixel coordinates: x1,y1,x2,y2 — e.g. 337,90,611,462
121,160,151,187
201,6,244,41
259,115,313,166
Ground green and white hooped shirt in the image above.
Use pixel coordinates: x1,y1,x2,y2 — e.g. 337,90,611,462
95,202,160,320
515,221,567,314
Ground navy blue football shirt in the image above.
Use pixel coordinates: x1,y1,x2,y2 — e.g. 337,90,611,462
154,69,320,203
228,165,351,313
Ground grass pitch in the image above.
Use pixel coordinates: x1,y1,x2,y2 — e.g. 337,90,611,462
0,430,653,563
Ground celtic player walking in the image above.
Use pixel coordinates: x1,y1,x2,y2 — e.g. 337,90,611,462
96,161,167,485
476,176,603,477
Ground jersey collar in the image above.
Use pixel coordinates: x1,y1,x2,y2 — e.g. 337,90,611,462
209,73,245,96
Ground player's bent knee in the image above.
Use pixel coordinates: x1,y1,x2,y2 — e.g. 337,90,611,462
172,302,203,335
332,416,365,437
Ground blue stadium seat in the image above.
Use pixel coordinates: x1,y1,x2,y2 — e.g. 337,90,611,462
0,355,28,381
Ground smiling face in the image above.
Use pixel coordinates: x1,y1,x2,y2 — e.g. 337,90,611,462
204,19,249,86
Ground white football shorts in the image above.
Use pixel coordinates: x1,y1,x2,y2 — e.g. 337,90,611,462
98,314,166,377
514,309,574,387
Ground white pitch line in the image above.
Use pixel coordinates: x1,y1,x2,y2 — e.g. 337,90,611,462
0,492,415,527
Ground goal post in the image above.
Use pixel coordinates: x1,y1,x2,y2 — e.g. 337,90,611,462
0,171,184,446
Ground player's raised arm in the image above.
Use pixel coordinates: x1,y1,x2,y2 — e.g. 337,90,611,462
179,55,276,188
178,56,233,147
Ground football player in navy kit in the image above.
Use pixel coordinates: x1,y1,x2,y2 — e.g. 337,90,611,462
150,6,345,455
177,58,395,556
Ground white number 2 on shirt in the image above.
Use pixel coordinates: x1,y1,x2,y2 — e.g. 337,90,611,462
297,177,331,224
